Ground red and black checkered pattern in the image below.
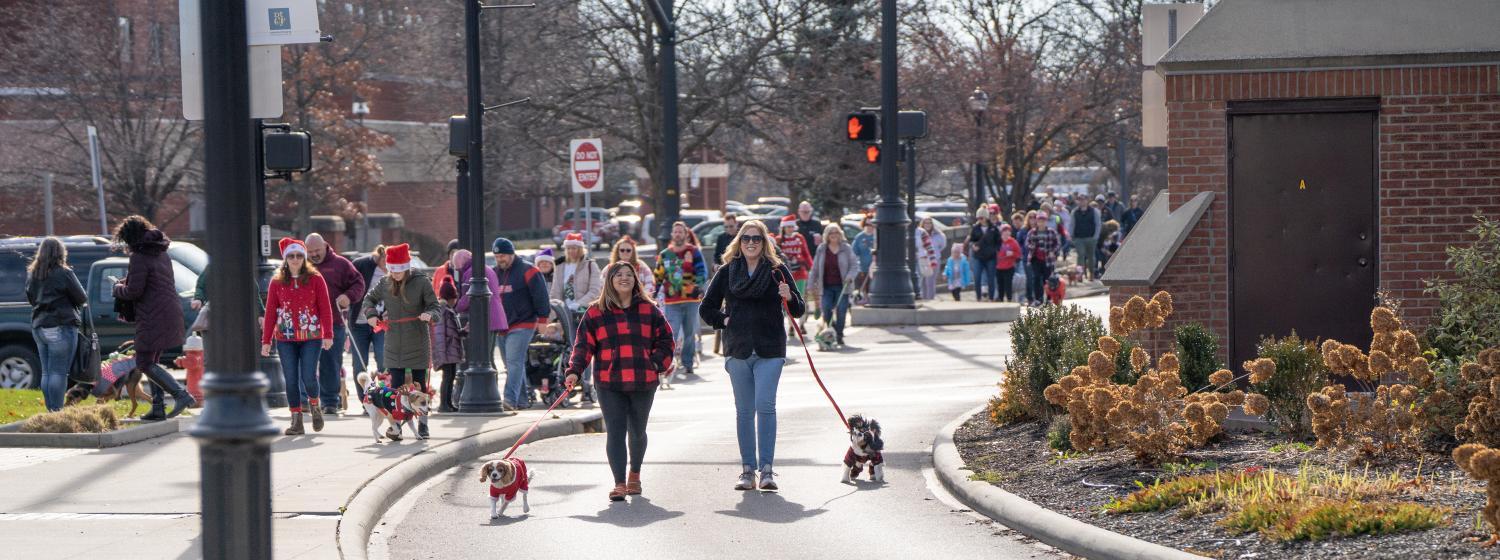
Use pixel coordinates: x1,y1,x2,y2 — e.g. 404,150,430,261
565,300,675,391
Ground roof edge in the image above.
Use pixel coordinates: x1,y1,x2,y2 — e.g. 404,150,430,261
1158,51,1500,76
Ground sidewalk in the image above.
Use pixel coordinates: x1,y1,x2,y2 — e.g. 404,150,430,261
0,401,598,559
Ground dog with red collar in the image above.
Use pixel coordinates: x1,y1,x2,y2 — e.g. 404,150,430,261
357,372,433,443
841,414,885,483
479,457,534,518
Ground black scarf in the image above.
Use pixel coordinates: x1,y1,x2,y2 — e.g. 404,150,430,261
727,257,781,300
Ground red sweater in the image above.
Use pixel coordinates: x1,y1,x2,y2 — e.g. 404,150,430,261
995,238,1023,271
777,233,812,280
261,273,334,344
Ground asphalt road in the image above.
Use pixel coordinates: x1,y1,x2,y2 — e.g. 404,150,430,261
383,297,1110,560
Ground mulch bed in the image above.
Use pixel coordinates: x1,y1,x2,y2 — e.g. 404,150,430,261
955,412,1494,559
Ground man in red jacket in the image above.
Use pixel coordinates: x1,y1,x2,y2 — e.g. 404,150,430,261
305,233,366,415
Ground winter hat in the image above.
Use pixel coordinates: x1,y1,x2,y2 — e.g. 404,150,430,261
491,237,515,255
1000,224,1013,234
386,243,412,273
278,237,307,258
988,203,1001,215
779,215,798,230
439,277,459,301
563,232,586,249
534,247,555,264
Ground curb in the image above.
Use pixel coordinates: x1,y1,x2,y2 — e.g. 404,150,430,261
336,410,604,560
0,417,181,448
933,405,1207,560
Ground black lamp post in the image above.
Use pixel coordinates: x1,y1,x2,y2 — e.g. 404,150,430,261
968,87,989,213
456,0,503,413
867,0,914,308
645,0,680,246
191,0,280,557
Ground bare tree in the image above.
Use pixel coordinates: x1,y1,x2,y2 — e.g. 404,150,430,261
0,0,201,227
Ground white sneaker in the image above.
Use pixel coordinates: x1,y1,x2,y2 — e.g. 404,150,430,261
758,471,778,491
734,468,757,491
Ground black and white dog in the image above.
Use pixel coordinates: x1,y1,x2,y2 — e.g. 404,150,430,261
841,414,885,483
479,457,533,518
357,372,432,443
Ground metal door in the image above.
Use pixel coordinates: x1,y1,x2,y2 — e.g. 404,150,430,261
1229,99,1378,372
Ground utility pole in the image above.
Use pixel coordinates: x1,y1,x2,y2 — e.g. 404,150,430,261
456,0,501,413
190,0,279,557
646,0,679,246
868,0,913,308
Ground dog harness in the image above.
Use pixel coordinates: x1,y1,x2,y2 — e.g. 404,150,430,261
488,458,530,501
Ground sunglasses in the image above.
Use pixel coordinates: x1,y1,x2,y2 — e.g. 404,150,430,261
620,248,634,253
740,235,766,244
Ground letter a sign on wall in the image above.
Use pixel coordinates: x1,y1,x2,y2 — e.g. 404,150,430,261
570,138,604,194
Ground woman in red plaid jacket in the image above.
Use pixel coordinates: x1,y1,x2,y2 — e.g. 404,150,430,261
564,261,675,502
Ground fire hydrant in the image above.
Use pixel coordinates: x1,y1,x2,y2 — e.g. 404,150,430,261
174,334,205,407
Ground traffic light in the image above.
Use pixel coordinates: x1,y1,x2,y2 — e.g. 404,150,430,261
865,144,881,163
846,112,879,142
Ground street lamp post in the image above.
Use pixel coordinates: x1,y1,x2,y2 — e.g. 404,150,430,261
867,0,914,308
457,0,502,412
968,88,989,214
645,0,680,246
191,0,280,557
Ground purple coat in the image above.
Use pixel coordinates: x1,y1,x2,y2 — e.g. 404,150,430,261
456,262,509,332
313,251,365,327
430,304,465,366
112,230,185,353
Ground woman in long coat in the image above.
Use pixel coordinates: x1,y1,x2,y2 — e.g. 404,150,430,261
111,215,195,420
361,244,441,436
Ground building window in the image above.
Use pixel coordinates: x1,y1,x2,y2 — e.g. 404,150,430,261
148,23,164,65
118,17,132,63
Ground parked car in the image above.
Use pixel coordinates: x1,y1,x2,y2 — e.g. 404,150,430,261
609,200,647,239
552,207,619,249
756,196,792,206
0,250,199,389
694,219,858,254
741,204,788,219
640,209,723,243
916,201,973,227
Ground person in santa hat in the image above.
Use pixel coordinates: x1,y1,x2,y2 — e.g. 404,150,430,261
360,243,442,436
776,216,813,333
261,237,335,436
550,232,603,403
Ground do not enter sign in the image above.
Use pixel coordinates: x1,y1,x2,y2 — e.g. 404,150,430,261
570,138,603,193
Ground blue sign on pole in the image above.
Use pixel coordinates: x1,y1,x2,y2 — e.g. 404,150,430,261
268,8,291,31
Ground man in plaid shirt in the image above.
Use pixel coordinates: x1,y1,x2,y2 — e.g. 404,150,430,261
1025,211,1061,306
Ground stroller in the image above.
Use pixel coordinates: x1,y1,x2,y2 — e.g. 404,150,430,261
522,300,574,408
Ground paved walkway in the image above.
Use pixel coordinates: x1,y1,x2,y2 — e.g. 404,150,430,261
0,398,593,559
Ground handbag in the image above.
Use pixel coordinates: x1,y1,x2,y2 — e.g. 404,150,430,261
190,302,210,333
70,304,101,385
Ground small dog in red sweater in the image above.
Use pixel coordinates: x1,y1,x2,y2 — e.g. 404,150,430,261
479,457,534,518
841,414,885,484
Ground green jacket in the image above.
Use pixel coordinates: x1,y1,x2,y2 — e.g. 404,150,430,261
193,264,263,308
362,270,441,371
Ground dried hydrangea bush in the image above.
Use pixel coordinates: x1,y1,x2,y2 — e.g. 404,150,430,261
1306,307,1442,456
1453,442,1500,547
1044,291,1271,464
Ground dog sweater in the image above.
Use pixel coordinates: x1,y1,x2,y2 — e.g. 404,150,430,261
489,458,530,500
363,382,410,422
844,446,884,468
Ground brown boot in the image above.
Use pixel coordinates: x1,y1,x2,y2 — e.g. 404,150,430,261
284,412,305,436
608,483,628,502
309,405,324,432
626,472,642,495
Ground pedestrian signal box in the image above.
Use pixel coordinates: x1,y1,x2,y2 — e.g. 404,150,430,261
846,113,879,142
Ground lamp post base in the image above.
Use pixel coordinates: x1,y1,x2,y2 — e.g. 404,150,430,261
458,362,504,413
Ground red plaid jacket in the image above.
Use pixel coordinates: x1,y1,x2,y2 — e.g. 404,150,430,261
565,299,674,391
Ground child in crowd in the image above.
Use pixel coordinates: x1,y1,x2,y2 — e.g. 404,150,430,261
943,244,970,301
433,277,466,413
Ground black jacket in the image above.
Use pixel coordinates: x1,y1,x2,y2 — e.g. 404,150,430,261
1072,207,1099,239
968,224,1002,260
351,255,379,323
699,257,805,359
713,230,734,267
25,267,86,329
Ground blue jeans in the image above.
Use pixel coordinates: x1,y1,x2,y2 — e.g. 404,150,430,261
276,340,322,412
31,325,76,412
317,324,347,407
497,328,534,407
663,301,701,371
974,258,998,300
726,352,785,472
348,322,384,399
819,284,849,336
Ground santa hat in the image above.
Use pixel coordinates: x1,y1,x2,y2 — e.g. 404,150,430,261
563,232,586,249
779,215,798,229
534,247,555,264
386,243,412,273
278,237,306,258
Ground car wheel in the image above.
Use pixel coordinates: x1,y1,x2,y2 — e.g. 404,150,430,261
0,345,41,389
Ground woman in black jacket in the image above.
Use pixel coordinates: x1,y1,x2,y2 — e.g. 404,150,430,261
25,237,87,411
700,219,806,492
112,216,195,420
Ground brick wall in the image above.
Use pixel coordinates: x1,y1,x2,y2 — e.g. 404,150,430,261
1112,65,1500,361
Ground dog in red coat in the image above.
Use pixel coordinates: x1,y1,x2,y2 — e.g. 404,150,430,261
479,457,533,518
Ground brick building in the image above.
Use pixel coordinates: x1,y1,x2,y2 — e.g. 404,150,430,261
1104,0,1500,368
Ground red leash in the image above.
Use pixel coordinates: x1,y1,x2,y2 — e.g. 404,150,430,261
372,316,425,334
783,298,851,432
501,381,576,460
